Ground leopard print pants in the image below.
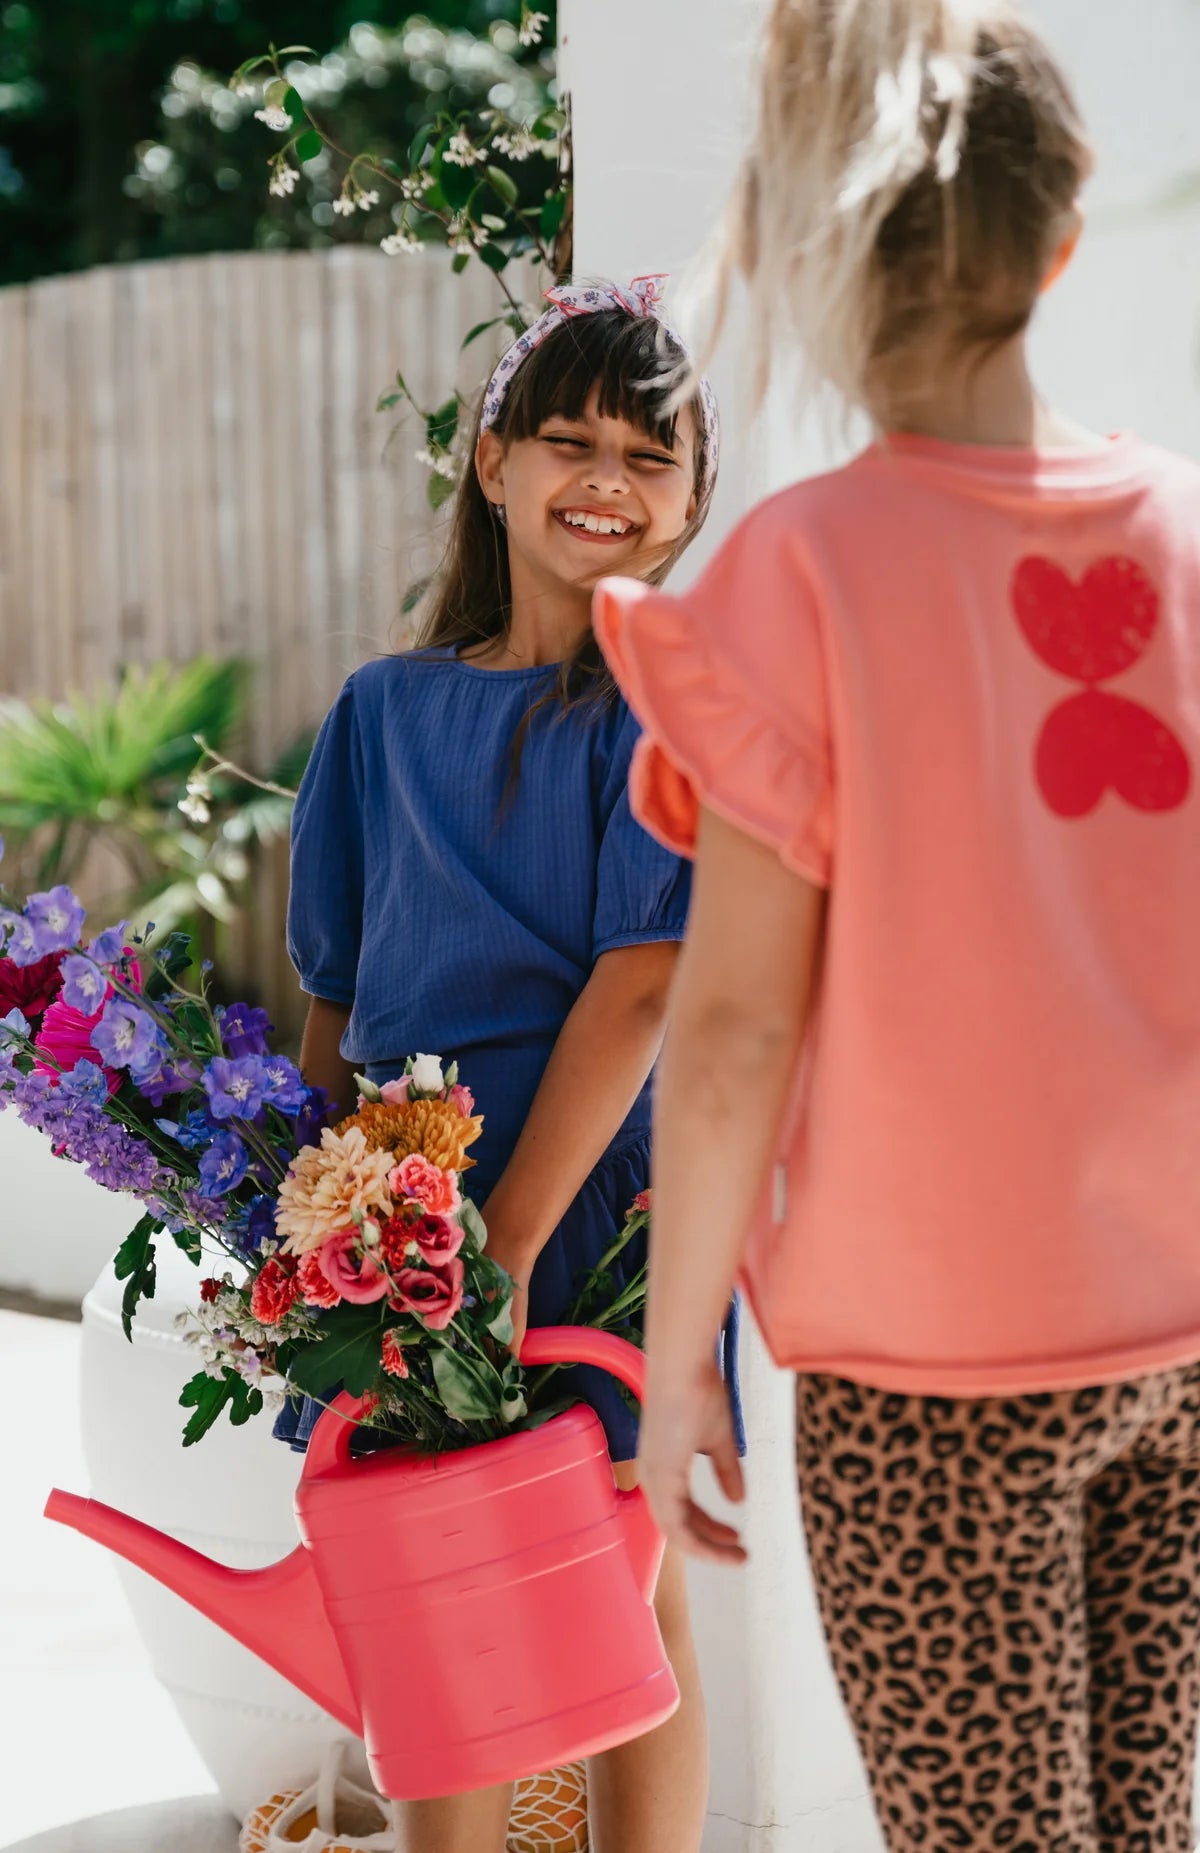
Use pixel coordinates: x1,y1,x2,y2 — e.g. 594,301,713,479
796,1364,1200,1852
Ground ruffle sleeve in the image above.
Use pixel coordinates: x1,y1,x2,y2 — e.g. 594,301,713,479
286,675,366,1005
593,504,834,886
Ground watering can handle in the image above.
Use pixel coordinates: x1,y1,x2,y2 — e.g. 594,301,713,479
304,1327,646,1475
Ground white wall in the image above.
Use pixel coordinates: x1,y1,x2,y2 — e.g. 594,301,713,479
564,3,1200,1849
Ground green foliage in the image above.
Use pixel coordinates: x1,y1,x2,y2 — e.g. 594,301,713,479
286,1304,388,1397
0,658,308,943
180,1367,264,1448
112,1211,163,1340
0,3,557,286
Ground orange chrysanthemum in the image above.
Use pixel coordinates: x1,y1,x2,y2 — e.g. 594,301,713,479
339,1098,483,1174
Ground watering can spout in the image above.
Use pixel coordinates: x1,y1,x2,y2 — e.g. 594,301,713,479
44,1488,361,1735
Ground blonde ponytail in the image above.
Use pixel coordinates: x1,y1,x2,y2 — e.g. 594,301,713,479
711,0,1091,419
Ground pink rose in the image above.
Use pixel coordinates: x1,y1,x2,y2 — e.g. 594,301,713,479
632,1189,652,1214
388,1256,465,1331
411,1211,464,1264
379,1077,413,1105
251,1257,299,1326
388,1152,461,1216
317,1229,390,1305
297,1250,340,1309
448,1083,475,1118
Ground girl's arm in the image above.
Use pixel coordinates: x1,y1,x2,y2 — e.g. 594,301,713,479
298,997,358,1118
641,805,826,1564
481,939,681,1344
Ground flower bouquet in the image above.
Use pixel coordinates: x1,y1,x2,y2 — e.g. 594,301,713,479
0,864,649,1449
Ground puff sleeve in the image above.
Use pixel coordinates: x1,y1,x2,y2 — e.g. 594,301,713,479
286,676,366,1004
591,707,693,960
593,502,834,887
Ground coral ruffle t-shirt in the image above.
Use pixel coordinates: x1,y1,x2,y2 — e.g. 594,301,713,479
594,434,1200,1395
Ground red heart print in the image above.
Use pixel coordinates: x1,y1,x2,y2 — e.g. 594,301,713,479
1036,689,1193,818
1013,555,1159,682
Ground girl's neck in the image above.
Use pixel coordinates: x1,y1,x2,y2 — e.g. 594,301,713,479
464,583,593,672
880,335,1101,451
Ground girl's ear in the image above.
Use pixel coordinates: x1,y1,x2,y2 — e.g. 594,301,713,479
476,427,507,508
1041,205,1083,295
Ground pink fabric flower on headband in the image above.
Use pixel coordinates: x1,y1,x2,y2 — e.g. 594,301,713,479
480,274,719,507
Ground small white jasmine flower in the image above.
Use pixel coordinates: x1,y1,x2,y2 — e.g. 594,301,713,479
254,103,293,132
332,192,356,216
445,131,486,169
178,792,211,825
472,226,489,248
491,127,536,162
269,162,299,197
400,175,428,201
356,188,380,211
380,231,421,256
519,10,550,47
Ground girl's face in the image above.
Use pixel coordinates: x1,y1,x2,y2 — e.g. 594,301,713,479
477,385,699,596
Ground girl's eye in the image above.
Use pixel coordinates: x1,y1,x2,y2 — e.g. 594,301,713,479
632,452,677,467
543,434,587,448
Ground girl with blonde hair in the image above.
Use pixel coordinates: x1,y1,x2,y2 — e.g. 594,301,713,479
597,5,1200,1847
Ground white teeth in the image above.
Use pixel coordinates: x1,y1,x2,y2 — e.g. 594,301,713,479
560,510,632,535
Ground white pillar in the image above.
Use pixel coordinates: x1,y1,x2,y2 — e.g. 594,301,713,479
561,6,880,1848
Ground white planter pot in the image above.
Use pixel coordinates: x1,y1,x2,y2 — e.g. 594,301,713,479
0,1111,144,1303
79,1238,350,1819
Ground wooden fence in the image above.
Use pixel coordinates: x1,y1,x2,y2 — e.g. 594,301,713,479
0,247,499,1038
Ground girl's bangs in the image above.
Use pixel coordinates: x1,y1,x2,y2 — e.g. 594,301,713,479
500,311,690,451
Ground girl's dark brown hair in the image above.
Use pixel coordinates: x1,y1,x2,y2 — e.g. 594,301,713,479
413,309,713,732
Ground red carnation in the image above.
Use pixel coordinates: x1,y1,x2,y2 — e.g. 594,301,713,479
198,1277,222,1304
378,1208,419,1272
0,951,65,1024
250,1256,299,1326
381,1329,409,1379
297,1250,340,1309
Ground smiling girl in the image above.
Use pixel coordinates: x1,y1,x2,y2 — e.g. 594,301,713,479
281,279,735,1853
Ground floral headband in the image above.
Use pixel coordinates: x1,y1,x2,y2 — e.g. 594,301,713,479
480,273,720,508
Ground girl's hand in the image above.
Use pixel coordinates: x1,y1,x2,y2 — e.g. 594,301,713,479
507,1274,530,1360
638,1363,748,1566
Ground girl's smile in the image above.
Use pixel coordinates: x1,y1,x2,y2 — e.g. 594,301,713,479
551,504,643,543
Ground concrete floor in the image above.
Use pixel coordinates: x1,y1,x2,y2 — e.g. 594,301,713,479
2,1309,228,1851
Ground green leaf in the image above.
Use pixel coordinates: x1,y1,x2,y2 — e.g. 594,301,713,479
144,929,194,999
112,1212,161,1340
540,191,567,241
170,1226,202,1265
432,1345,497,1422
428,471,457,511
486,166,519,208
179,1369,263,1446
436,158,476,213
462,317,502,350
480,214,508,234
451,251,470,275
486,1292,514,1347
409,122,435,169
427,397,460,451
284,87,305,124
275,45,318,56
265,78,290,113
459,1197,488,1253
286,1306,385,1397
477,242,510,274
295,129,323,164
376,391,404,412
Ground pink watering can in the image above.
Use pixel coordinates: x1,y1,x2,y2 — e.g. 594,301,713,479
45,1327,676,1800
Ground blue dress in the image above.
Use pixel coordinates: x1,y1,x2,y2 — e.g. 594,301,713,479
274,646,742,1460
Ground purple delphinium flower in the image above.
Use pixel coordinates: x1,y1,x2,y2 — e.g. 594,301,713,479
157,1107,218,1151
86,923,128,967
79,1119,162,1195
293,1085,332,1150
12,1067,55,1129
91,998,160,1072
138,1057,199,1109
60,955,108,1017
179,1185,235,1228
0,1007,30,1046
22,886,87,959
0,912,40,968
198,1129,249,1197
217,1002,273,1059
59,1059,110,1106
246,1195,278,1252
202,1054,269,1121
261,1054,308,1113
